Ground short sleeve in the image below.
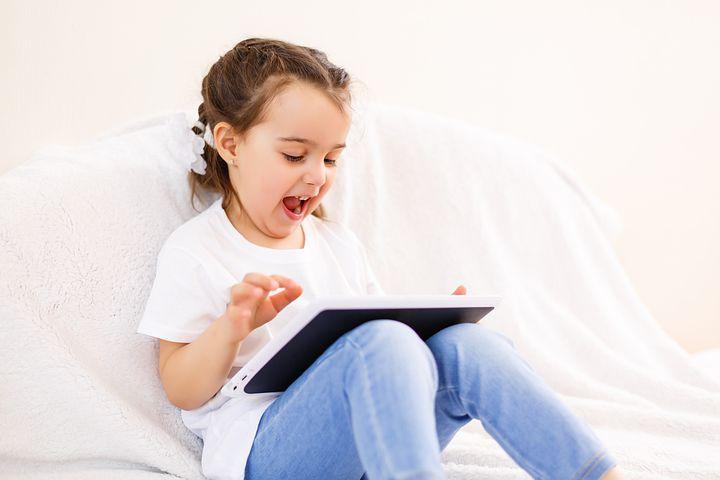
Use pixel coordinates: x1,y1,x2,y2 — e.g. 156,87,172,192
136,245,227,342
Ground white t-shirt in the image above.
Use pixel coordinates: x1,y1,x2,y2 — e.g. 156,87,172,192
136,196,383,473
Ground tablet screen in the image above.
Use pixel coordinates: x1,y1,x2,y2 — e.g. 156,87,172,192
244,305,494,394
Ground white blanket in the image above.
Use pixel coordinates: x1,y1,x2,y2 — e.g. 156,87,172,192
326,103,720,479
0,101,718,479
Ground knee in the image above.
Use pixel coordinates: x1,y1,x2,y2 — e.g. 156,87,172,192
426,323,518,370
349,320,431,356
346,320,439,387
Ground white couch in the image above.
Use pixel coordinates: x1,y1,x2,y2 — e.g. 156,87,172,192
1,101,718,479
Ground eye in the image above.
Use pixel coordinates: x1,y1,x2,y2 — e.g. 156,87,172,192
283,153,337,166
283,153,303,162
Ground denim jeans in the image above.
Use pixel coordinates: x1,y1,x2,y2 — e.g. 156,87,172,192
244,320,617,480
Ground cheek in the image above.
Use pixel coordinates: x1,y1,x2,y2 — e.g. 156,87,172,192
238,176,281,207
249,165,285,192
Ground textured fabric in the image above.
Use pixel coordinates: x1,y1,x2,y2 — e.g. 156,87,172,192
1,103,719,479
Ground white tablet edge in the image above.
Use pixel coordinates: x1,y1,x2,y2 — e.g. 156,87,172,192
220,294,501,398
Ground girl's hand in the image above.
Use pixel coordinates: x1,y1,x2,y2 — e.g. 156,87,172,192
451,285,467,295
220,273,303,343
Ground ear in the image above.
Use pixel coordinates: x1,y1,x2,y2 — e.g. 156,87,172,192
214,122,243,165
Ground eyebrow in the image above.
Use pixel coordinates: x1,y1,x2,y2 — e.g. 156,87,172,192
277,136,346,149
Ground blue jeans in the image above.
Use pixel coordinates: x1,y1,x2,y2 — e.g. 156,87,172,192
244,320,617,480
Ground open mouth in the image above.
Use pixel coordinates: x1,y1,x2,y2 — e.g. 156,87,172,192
281,195,311,218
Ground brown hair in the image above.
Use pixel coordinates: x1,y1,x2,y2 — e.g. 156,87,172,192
189,37,354,219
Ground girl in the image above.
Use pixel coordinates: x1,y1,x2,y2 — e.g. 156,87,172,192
137,37,624,480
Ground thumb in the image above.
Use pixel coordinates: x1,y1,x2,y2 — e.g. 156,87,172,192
249,286,269,324
451,285,467,295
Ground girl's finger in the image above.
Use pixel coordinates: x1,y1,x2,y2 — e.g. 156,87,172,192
229,273,279,304
242,272,280,291
451,285,467,295
267,274,296,290
229,282,260,305
268,275,302,312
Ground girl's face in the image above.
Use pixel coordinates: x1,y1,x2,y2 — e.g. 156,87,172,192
214,82,351,249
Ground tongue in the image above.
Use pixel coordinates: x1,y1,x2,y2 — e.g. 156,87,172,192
283,196,301,210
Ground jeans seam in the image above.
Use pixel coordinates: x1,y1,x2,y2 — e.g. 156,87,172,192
572,450,610,480
345,336,398,477
436,385,546,480
435,386,465,415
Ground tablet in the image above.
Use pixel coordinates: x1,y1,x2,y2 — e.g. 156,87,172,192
220,294,501,397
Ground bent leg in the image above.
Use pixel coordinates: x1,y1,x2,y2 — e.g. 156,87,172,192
244,320,445,480
427,323,617,480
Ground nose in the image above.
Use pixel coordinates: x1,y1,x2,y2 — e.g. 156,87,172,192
302,156,327,187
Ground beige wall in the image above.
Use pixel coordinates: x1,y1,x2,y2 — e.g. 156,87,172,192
2,1,717,352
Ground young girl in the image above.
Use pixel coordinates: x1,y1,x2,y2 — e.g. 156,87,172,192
137,38,624,480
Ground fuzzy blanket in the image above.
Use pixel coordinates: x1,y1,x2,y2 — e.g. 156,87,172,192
1,100,718,479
